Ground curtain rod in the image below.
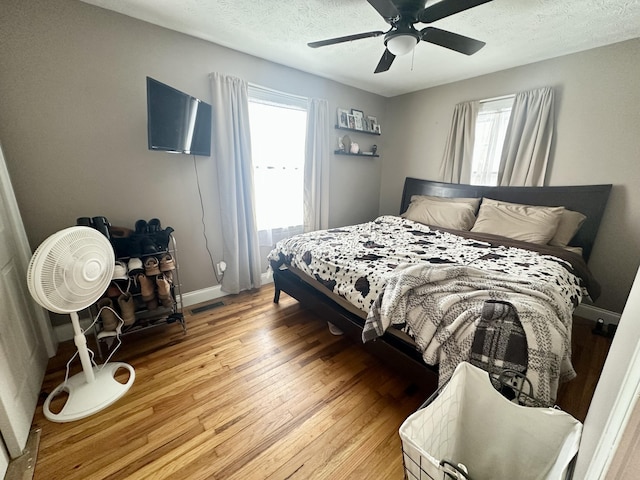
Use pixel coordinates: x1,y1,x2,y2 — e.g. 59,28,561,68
479,94,515,104
248,82,307,102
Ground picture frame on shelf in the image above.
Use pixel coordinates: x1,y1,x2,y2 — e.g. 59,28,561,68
351,109,365,130
367,115,378,133
337,108,349,128
347,113,356,130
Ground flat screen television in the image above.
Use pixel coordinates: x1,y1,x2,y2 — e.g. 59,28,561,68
147,77,212,156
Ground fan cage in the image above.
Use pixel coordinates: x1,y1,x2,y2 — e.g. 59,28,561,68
27,226,115,314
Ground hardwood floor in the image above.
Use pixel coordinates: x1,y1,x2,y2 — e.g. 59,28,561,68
556,316,613,422
32,285,611,479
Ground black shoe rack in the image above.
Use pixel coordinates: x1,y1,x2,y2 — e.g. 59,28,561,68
92,233,186,359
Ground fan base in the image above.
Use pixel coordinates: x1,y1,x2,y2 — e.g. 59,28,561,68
43,362,135,423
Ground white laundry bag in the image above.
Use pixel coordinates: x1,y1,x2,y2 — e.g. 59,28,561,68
399,362,582,480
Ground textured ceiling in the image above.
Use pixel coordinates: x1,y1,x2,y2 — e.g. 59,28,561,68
80,0,640,97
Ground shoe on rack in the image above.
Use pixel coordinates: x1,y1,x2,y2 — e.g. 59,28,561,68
144,256,161,276
159,253,175,272
76,217,93,227
109,226,133,239
147,218,162,233
135,219,148,235
156,274,174,308
105,282,121,299
98,298,119,331
92,216,111,239
112,261,128,281
141,236,158,255
127,235,143,257
163,270,174,285
128,257,144,277
118,292,136,326
154,226,174,251
137,273,158,310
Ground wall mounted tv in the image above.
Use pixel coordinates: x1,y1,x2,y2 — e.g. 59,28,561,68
147,77,212,156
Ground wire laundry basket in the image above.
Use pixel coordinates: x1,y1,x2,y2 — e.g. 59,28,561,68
399,362,583,480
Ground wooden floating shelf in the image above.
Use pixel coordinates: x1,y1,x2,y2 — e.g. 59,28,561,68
334,150,379,157
335,125,381,136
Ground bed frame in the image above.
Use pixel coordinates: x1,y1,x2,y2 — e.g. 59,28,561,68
272,177,612,390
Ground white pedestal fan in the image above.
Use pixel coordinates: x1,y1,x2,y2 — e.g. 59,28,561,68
27,226,135,422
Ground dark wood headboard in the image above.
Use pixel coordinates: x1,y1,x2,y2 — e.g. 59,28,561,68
400,177,612,261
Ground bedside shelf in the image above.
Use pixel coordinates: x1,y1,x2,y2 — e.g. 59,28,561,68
334,150,379,157
335,125,381,136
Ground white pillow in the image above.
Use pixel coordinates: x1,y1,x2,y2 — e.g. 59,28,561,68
471,200,564,245
402,196,477,231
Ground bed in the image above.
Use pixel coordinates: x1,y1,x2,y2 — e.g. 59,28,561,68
268,177,612,404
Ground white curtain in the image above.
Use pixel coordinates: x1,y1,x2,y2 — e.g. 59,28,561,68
498,87,555,186
209,73,262,294
439,100,479,184
303,97,330,232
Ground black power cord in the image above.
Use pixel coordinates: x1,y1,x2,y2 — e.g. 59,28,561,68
193,155,221,284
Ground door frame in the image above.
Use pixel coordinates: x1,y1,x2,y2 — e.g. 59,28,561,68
578,266,640,478
0,143,57,458
0,144,56,357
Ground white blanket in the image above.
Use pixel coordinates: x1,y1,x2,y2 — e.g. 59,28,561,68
364,263,576,405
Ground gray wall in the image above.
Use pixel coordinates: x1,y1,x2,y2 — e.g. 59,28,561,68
1,0,637,316
0,0,386,307
381,39,640,313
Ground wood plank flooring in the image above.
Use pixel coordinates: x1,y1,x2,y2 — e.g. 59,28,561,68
31,285,611,479
556,316,613,422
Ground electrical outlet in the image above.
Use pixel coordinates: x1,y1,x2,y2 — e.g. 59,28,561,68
216,261,227,276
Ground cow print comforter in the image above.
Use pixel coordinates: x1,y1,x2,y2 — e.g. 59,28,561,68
268,215,588,313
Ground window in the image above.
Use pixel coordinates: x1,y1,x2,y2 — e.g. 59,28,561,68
470,96,514,186
248,86,308,244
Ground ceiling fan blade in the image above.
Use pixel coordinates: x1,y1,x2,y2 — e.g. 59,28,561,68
421,27,485,55
308,30,385,48
367,0,400,20
374,49,396,73
419,0,492,23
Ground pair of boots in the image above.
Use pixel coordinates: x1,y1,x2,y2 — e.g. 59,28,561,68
137,272,174,310
98,293,135,331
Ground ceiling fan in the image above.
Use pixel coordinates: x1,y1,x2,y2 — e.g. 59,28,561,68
308,0,493,73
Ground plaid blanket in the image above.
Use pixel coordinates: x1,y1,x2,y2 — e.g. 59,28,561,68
470,300,528,378
364,263,575,405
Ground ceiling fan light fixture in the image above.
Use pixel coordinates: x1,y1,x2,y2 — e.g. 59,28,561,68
386,34,418,56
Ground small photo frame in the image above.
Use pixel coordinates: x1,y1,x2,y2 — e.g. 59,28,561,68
337,108,349,128
367,115,378,133
347,113,356,130
351,109,364,131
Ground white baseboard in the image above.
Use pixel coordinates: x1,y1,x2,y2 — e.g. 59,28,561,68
575,303,621,326
180,285,228,308
53,272,276,343
181,271,273,308
54,315,94,343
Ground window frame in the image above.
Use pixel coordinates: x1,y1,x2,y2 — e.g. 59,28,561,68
470,95,514,186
